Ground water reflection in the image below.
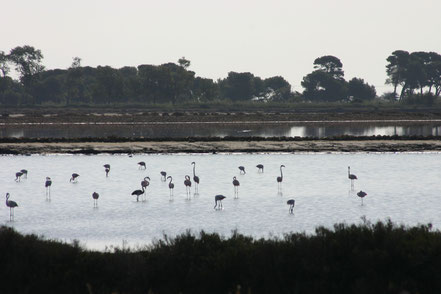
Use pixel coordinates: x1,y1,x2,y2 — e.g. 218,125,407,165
1,122,441,138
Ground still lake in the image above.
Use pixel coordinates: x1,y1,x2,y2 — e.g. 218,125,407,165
2,121,441,138
2,152,440,250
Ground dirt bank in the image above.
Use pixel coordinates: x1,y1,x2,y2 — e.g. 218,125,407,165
2,108,441,124
1,140,441,155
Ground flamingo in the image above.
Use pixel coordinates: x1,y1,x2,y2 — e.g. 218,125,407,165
70,173,80,183
277,165,285,190
138,161,146,170
191,162,200,193
104,164,110,177
256,164,264,173
92,192,99,207
232,176,240,198
20,169,28,178
167,176,175,198
184,175,192,198
45,177,52,198
214,195,226,210
160,171,167,181
5,193,18,221
357,190,367,205
141,177,151,201
348,166,357,190
238,166,246,174
15,171,23,182
287,199,295,214
131,186,145,202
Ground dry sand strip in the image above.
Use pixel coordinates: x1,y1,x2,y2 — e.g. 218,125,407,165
1,140,441,154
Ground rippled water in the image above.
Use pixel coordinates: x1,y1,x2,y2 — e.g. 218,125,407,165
2,153,440,250
2,121,441,138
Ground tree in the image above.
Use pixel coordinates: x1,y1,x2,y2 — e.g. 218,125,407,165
347,78,376,101
93,66,124,104
8,45,44,89
119,66,140,102
193,77,219,101
159,63,195,104
302,70,347,102
66,57,85,105
219,72,257,101
313,55,344,80
178,57,191,69
263,76,292,101
0,51,10,77
385,50,410,100
302,56,348,102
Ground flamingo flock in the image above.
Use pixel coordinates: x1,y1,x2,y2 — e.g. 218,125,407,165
4,160,368,221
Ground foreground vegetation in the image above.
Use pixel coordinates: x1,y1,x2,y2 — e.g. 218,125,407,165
1,220,441,293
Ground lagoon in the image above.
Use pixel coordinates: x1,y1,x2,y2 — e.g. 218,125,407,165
2,121,441,138
2,152,440,250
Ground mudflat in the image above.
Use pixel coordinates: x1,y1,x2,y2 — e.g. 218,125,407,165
2,109,441,154
1,140,441,154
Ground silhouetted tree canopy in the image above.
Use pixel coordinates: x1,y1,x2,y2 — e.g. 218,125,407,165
3,44,441,106
386,50,441,101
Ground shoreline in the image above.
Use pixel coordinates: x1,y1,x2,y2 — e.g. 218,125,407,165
2,139,441,154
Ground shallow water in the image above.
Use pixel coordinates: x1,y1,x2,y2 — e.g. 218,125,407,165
1,153,440,250
2,122,441,138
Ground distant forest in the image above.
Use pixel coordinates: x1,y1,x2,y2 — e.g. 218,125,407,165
0,45,440,106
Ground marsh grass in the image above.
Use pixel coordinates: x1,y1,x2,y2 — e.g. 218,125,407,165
1,220,441,293
4,98,441,113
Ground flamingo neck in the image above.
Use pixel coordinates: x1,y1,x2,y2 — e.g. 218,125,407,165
280,167,283,178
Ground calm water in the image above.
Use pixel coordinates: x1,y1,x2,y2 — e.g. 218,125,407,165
2,121,441,138
2,153,440,250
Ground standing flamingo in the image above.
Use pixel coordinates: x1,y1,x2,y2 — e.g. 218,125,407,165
214,195,226,210
167,176,175,199
277,165,285,190
92,192,99,207
15,171,23,182
131,186,145,202
348,166,357,190
45,177,52,199
70,173,80,183
238,166,246,174
287,199,295,214
184,175,192,198
5,193,18,221
232,176,240,198
357,190,367,205
141,177,151,201
104,164,110,177
160,171,167,181
138,161,146,170
191,162,200,193
256,164,264,173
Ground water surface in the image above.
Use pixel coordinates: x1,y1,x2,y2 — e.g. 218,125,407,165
2,121,441,138
1,153,439,250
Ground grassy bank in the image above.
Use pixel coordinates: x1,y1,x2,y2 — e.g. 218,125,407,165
3,100,441,115
1,221,441,293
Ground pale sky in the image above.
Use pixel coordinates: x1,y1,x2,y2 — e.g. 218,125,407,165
2,0,441,94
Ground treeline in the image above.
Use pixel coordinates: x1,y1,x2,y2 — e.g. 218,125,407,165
0,45,440,106
1,221,441,293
